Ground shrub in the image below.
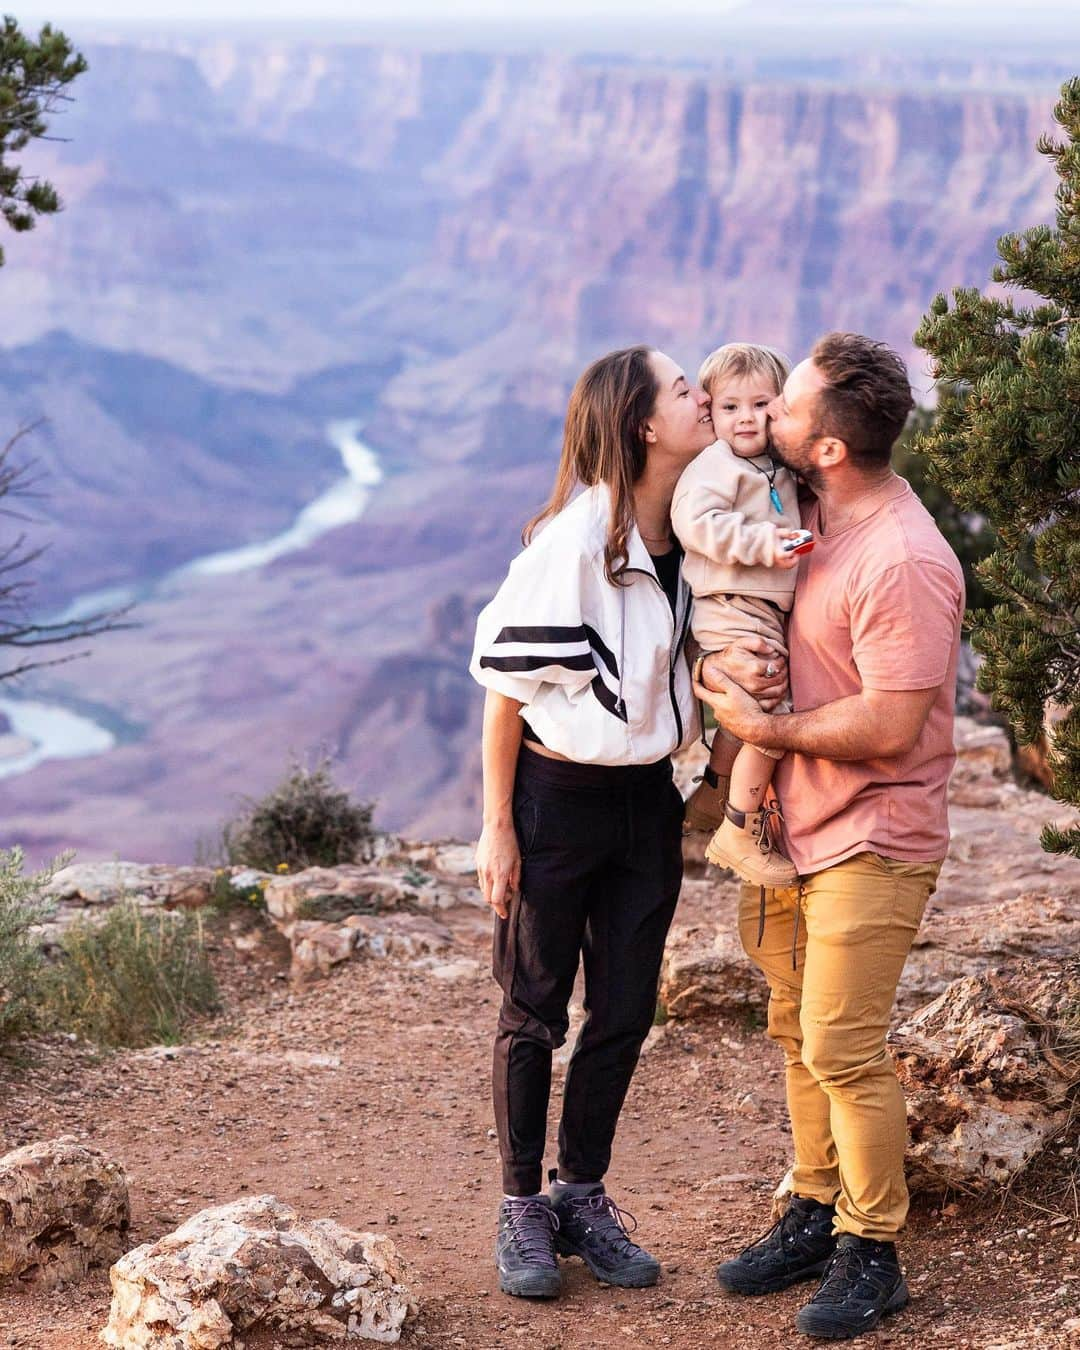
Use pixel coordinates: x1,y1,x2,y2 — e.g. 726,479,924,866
39,902,219,1047
0,846,62,1043
221,758,375,873
914,78,1080,857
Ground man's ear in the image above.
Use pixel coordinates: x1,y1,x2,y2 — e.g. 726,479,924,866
815,436,847,469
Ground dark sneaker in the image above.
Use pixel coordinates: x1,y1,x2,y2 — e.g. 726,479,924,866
795,1234,909,1339
552,1187,661,1288
495,1196,561,1298
717,1196,837,1295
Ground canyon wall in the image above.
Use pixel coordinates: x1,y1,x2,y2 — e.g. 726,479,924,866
0,40,1063,857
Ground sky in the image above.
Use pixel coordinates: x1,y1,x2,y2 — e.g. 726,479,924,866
12,0,1078,28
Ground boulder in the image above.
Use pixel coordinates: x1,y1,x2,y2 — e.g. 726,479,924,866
0,1137,130,1288
43,862,216,917
890,957,1080,1193
263,855,480,932
900,891,1080,1014
289,912,454,982
659,914,767,1021
101,1195,417,1348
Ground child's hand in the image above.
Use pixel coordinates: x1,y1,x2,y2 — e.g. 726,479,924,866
773,529,803,569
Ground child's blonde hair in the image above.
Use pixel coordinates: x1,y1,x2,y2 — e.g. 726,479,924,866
698,343,790,398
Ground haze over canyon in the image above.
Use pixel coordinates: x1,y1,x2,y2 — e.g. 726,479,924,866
0,34,1069,860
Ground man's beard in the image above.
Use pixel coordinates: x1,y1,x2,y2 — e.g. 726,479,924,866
770,435,824,493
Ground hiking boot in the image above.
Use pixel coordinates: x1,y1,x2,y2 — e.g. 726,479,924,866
683,765,731,833
795,1235,909,1339
717,1196,837,1296
494,1196,561,1298
551,1185,661,1288
705,801,798,887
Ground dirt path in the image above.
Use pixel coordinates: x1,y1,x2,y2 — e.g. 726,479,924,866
1,888,1078,1349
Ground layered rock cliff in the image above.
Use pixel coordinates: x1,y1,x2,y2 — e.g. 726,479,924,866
0,38,1066,857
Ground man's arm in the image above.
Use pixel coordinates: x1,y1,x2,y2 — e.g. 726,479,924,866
693,672,940,761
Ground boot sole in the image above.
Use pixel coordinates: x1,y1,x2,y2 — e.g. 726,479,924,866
704,838,797,887
496,1266,561,1299
717,1254,833,1296
795,1279,909,1339
555,1237,660,1288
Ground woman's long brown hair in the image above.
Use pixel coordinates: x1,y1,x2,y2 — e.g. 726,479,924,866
523,346,658,586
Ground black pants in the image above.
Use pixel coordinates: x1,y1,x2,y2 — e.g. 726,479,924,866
493,745,684,1196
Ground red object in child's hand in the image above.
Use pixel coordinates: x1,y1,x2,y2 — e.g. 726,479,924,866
781,529,815,556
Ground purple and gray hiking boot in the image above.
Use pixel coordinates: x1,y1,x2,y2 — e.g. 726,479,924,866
495,1196,561,1298
551,1185,661,1288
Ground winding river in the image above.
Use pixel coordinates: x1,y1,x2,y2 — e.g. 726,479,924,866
0,419,381,783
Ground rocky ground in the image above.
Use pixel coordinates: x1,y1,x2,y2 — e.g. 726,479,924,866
1,723,1079,1348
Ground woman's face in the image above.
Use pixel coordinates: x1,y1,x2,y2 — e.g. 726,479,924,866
643,350,714,466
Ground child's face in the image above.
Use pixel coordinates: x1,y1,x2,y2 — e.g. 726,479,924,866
708,374,778,459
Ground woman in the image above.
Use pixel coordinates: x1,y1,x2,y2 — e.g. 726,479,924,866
471,346,783,1300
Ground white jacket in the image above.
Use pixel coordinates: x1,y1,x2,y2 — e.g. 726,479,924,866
470,484,699,765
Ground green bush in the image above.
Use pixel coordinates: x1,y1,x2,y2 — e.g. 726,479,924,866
221,758,375,873
0,847,62,1043
39,902,219,1047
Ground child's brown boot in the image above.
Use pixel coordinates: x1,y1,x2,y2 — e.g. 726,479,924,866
705,801,798,887
683,765,730,833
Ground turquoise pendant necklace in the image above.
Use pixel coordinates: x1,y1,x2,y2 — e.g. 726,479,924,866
747,455,784,515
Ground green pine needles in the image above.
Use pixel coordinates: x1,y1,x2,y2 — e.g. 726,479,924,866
0,16,86,264
914,77,1080,857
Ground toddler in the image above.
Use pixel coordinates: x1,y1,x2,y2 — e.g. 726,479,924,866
670,343,803,888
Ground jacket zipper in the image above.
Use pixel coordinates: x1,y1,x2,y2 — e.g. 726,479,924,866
624,566,692,747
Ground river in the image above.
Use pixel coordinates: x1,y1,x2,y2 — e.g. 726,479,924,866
0,419,381,782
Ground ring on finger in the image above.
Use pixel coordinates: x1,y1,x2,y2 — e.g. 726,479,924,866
765,662,777,677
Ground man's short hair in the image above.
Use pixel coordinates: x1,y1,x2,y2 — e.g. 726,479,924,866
810,332,914,467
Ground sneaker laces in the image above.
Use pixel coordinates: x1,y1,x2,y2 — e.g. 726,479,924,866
570,1193,644,1257
812,1242,896,1307
740,1201,819,1260
503,1199,559,1267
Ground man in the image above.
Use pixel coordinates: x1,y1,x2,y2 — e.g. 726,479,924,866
693,332,964,1341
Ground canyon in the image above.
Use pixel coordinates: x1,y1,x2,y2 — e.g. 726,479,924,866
0,35,1069,859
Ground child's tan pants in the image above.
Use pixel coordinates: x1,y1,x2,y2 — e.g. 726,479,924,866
693,592,790,761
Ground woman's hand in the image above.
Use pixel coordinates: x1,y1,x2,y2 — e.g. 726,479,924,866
476,818,521,920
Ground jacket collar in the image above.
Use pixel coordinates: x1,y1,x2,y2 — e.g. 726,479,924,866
575,483,666,579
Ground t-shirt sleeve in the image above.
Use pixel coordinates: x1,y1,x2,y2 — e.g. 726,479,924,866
851,560,963,691
470,539,600,706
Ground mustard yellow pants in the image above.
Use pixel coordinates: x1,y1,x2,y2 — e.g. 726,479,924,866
738,852,941,1241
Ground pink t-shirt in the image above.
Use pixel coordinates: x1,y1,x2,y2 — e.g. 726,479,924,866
774,479,964,875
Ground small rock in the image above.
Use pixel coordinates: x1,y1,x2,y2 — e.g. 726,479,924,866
101,1194,418,1347
0,1137,130,1289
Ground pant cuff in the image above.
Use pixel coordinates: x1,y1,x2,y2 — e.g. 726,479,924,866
502,1167,544,1197
554,1166,604,1186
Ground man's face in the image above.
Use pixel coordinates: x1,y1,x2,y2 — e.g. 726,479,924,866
766,358,827,484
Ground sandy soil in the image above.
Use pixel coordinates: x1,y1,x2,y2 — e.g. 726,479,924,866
1,886,1078,1350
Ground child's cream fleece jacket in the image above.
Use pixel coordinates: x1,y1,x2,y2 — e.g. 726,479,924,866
671,440,802,612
